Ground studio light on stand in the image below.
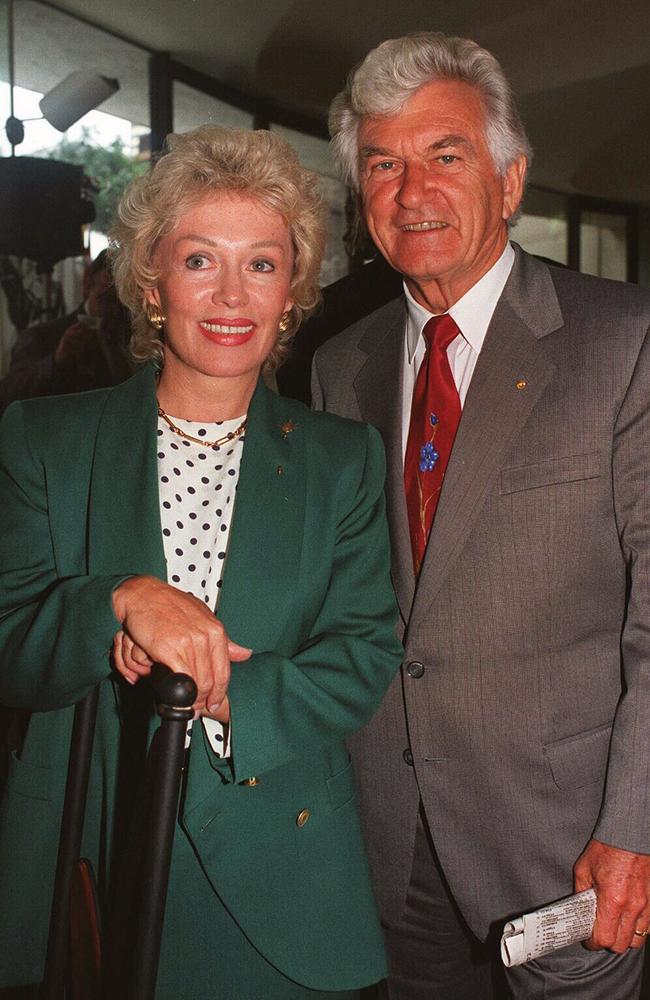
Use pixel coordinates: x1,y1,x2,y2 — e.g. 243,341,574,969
3,0,119,152
5,70,120,151
38,71,120,133
0,0,120,295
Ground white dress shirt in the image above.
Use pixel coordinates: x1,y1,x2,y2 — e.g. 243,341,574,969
400,243,515,458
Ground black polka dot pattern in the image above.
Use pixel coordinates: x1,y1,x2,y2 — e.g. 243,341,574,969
157,410,246,758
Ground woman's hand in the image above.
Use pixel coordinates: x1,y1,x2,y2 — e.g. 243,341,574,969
111,575,251,718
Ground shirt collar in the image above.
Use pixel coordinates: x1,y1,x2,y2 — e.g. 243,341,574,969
404,242,515,363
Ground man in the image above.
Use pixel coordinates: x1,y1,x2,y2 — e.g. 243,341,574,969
312,32,650,1000
0,250,132,415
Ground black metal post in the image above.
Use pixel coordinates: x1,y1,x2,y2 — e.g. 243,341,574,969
130,665,196,1000
148,52,173,156
41,686,100,999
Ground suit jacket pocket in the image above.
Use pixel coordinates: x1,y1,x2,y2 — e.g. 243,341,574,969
543,723,612,790
500,452,603,495
327,757,356,810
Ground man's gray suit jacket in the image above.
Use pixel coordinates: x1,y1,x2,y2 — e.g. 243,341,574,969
311,245,650,941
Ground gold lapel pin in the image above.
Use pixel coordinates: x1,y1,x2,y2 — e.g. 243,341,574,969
515,379,528,390
281,420,297,439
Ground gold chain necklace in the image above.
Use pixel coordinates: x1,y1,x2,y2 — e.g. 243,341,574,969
157,402,247,448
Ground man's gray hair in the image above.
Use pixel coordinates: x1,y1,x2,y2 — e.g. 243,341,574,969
329,32,532,190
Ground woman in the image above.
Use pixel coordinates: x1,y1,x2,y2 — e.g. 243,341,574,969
0,127,402,998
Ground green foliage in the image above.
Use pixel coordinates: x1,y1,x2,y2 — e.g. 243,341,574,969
40,127,147,234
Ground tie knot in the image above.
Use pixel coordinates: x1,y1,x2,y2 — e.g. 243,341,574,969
423,314,460,353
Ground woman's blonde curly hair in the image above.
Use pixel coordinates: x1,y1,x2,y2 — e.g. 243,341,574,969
110,126,327,373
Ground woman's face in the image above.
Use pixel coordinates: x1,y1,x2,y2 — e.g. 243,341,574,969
148,191,294,396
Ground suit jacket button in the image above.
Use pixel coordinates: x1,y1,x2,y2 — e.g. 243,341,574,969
403,748,414,766
406,660,424,678
296,808,311,828
243,777,259,786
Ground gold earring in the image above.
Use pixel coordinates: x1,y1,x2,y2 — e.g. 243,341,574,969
146,303,165,330
278,312,291,334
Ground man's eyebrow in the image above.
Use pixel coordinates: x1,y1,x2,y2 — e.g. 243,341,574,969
427,134,474,153
360,134,475,160
360,145,393,160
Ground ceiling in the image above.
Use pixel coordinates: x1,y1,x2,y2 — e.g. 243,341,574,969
16,0,650,203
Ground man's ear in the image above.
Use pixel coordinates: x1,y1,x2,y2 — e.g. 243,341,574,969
502,154,527,221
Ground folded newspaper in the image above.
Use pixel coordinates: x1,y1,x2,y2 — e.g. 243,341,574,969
501,889,597,967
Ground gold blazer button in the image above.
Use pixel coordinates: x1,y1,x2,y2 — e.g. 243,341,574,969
296,808,311,828
243,777,259,786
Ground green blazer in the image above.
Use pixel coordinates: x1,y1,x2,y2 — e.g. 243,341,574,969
0,364,402,992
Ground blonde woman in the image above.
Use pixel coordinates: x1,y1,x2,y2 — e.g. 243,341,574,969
0,127,401,999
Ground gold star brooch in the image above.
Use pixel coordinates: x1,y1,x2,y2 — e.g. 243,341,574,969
280,420,298,439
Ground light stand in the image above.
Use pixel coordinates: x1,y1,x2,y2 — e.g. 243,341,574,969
3,0,119,152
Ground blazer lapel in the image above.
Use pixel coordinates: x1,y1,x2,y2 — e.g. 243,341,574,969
412,249,562,624
217,380,306,654
87,363,166,579
354,300,415,624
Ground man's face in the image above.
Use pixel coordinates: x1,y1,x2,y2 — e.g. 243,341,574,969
357,79,526,310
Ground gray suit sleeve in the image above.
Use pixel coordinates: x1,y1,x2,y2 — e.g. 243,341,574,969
593,319,650,853
311,352,325,411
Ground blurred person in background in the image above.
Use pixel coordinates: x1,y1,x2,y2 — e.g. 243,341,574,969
0,249,133,415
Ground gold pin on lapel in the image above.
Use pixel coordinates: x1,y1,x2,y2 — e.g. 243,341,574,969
515,379,528,390
280,420,297,439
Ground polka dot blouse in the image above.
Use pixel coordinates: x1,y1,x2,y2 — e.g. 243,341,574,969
157,411,246,756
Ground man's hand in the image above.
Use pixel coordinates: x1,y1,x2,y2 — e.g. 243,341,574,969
574,838,650,951
111,575,251,718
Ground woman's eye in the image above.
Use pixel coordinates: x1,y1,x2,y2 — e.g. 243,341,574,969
439,154,459,165
374,160,395,172
250,259,274,272
185,254,209,270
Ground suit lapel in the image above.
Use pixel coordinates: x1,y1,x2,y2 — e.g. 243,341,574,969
87,363,166,579
353,300,415,624
217,380,306,652
412,248,563,625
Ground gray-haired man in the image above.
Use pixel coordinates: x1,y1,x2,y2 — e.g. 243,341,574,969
313,32,650,1000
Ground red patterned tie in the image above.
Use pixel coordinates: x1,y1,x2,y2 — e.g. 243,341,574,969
404,314,462,573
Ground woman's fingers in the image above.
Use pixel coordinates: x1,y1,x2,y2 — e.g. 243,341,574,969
129,639,154,667
112,631,154,685
122,633,153,676
112,576,249,713
112,631,138,685
228,639,252,661
204,695,230,723
202,622,231,714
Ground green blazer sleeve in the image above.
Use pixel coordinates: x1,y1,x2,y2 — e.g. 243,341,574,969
226,422,402,781
0,400,125,710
